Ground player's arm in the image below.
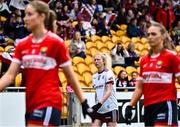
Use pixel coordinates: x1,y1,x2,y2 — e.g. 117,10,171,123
0,62,20,91
62,65,85,103
129,80,143,107
99,83,112,104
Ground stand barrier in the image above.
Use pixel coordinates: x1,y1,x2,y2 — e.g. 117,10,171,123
0,87,179,127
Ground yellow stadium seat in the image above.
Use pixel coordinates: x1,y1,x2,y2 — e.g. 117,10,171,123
0,46,4,53
140,49,149,56
79,81,87,87
120,24,128,31
102,36,111,43
113,66,125,75
0,16,7,22
126,66,137,75
107,42,115,50
112,36,121,43
77,63,90,74
141,37,148,44
121,36,131,44
86,41,96,49
58,71,67,83
64,40,71,48
72,57,84,65
74,72,84,82
83,72,92,86
89,47,98,56
15,73,22,87
137,44,144,51
96,42,105,49
137,67,140,74
5,45,14,52
110,30,116,36
100,47,111,54
89,64,98,74
91,35,102,42
116,30,126,37
61,105,68,119
6,38,14,45
85,56,94,65
131,37,141,43
72,21,78,28
176,46,180,52
144,43,150,50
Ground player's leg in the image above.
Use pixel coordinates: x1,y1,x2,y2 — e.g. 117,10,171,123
26,106,61,127
91,119,102,127
154,101,178,127
106,110,118,127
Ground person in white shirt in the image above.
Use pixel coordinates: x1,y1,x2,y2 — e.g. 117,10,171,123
91,53,118,127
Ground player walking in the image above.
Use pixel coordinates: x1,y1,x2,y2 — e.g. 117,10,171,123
0,1,91,126
125,22,180,126
91,53,118,127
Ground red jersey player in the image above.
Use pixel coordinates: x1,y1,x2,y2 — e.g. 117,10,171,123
0,1,91,126
125,22,180,126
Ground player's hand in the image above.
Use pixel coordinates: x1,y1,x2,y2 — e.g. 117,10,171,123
125,105,133,125
81,99,93,119
92,103,102,112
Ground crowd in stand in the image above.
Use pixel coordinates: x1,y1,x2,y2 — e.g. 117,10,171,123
0,0,179,87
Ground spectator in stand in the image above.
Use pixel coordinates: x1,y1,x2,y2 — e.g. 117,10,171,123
156,3,175,30
129,71,138,87
0,26,6,46
100,0,114,12
54,1,63,21
111,42,129,67
126,9,134,24
126,42,139,67
127,42,138,57
69,2,81,21
127,18,141,37
116,70,129,87
69,31,86,59
75,20,86,38
94,13,109,36
114,7,127,26
171,21,180,45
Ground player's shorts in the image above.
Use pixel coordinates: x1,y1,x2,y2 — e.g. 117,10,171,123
25,106,61,126
144,100,178,127
94,110,118,123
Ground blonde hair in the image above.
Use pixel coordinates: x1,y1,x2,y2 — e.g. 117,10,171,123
94,52,112,69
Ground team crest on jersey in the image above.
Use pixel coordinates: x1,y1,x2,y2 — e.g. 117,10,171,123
40,47,48,55
156,61,162,68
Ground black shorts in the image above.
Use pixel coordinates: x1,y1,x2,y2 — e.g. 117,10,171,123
144,101,178,126
94,110,118,123
25,106,61,126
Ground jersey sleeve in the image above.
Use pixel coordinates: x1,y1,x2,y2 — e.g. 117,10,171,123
105,71,114,85
56,40,71,68
171,54,180,77
12,43,22,64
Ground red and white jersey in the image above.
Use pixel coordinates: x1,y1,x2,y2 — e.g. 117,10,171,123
139,49,180,107
13,31,71,113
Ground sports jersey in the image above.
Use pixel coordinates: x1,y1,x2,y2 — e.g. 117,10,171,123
13,31,71,113
139,49,180,107
92,68,118,114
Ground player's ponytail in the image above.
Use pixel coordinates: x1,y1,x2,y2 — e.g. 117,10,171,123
29,1,57,32
46,10,57,32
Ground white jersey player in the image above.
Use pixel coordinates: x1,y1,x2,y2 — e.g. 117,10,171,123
91,53,118,127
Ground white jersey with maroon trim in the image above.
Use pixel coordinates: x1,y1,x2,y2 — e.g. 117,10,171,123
138,49,180,107
92,68,118,114
13,31,71,113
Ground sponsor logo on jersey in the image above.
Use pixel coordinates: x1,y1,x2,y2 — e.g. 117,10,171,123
40,47,48,55
156,61,162,68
